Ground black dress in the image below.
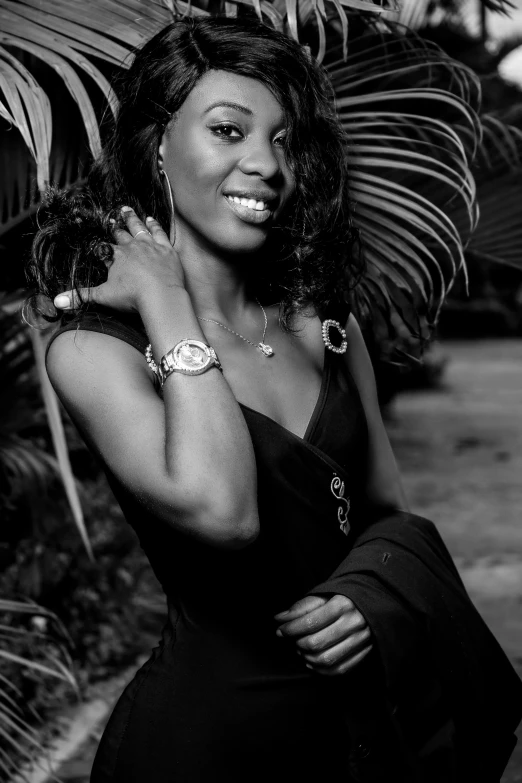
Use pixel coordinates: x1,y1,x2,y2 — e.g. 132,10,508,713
47,311,522,783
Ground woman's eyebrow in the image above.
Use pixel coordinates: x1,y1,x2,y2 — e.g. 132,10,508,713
203,101,253,115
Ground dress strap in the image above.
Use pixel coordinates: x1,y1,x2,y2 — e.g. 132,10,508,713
317,297,352,328
45,310,149,362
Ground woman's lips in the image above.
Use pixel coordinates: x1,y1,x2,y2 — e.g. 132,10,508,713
224,195,273,225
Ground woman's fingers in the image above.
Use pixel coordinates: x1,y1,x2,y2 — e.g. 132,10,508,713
145,216,172,248
274,596,327,623
299,623,372,663
112,227,133,245
117,207,172,248
277,594,356,638
54,285,107,310
296,612,368,655
307,644,373,677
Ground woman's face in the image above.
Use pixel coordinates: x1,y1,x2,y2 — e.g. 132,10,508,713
159,69,295,258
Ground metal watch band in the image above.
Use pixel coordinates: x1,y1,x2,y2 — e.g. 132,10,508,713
157,339,222,387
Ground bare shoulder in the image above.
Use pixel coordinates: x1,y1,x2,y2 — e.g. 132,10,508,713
46,327,152,405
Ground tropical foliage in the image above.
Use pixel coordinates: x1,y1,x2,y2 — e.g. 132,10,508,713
0,598,77,780
1,0,521,327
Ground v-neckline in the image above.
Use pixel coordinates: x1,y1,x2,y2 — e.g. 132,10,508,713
237,347,331,444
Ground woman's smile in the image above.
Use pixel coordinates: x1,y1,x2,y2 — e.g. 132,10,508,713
224,195,273,224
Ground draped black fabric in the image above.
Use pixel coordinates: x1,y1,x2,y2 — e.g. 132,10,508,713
46,311,522,782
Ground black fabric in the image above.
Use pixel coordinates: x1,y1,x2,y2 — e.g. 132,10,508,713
310,512,522,782
46,312,522,783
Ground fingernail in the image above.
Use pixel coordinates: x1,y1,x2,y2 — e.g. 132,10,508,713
121,206,133,213
275,629,283,637
146,216,154,223
274,610,289,618
109,218,116,224
305,664,313,670
54,294,70,309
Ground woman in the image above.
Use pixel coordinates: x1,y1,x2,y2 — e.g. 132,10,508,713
31,15,521,783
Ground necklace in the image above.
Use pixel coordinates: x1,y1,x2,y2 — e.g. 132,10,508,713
196,299,274,357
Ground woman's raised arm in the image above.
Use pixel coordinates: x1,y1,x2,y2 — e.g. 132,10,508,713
47,209,259,550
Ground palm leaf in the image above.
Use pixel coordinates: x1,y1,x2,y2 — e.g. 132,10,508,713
0,294,93,557
320,24,484,327
0,598,77,776
450,114,522,269
0,46,51,190
395,0,515,31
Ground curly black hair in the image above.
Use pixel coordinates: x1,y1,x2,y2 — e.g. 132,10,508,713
28,15,362,329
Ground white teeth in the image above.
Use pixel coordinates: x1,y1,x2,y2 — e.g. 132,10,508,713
226,195,270,212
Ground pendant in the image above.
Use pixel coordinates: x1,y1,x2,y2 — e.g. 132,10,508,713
258,342,274,357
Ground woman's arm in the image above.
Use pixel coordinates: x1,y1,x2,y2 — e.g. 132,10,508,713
344,314,409,512
47,211,259,550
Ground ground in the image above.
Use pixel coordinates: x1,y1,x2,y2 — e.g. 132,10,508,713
23,339,522,783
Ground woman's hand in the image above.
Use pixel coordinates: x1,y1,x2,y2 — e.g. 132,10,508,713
53,207,185,313
274,594,373,676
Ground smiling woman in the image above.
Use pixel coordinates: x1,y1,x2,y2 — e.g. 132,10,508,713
158,70,294,249
27,14,522,783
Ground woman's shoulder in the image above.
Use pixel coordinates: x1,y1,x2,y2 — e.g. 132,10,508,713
46,309,148,360
46,309,151,393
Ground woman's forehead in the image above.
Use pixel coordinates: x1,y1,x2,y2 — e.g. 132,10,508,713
181,70,286,123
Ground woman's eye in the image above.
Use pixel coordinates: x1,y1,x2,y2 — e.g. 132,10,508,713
210,124,243,140
273,134,287,148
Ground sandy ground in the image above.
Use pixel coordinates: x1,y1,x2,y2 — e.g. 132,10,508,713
387,339,522,782
50,339,522,782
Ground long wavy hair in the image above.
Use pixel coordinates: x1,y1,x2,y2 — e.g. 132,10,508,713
28,15,362,329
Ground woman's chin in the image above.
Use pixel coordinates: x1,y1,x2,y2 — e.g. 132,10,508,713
212,228,271,257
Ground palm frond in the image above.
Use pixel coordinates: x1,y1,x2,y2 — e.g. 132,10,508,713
0,598,77,777
322,24,485,327
0,295,92,557
451,114,522,269
396,0,516,32
0,45,51,190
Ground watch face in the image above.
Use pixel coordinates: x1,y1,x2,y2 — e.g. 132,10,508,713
175,342,210,371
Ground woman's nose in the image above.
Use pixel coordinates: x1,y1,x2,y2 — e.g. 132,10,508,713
238,140,282,180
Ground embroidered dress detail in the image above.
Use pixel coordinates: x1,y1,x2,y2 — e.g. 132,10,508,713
321,320,347,354
330,474,351,535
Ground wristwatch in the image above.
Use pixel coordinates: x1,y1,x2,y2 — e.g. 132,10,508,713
145,339,222,386
152,339,222,387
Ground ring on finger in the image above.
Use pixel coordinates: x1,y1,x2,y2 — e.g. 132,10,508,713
134,229,150,239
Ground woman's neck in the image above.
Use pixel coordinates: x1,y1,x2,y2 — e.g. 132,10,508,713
175,233,258,325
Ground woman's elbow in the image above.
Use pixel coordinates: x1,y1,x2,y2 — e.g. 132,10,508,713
220,515,260,549
172,490,260,550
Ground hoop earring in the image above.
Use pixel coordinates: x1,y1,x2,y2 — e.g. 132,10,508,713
160,169,175,245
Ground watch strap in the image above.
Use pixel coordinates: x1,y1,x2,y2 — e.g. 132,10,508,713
145,339,222,387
